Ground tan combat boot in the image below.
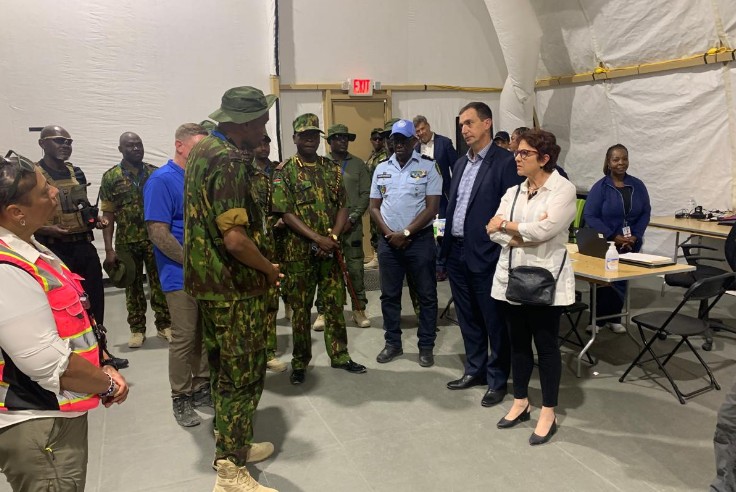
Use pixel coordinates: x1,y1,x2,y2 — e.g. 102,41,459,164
213,460,277,492
352,310,371,328
266,358,287,373
312,314,325,332
128,332,145,348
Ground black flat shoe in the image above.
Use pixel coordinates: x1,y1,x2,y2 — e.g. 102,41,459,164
496,405,531,429
331,360,367,374
290,369,306,385
529,420,558,446
446,374,486,390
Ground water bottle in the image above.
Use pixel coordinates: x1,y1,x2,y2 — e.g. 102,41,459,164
687,197,697,214
605,241,619,272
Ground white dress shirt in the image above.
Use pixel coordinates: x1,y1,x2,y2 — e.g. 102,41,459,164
489,170,577,306
420,133,435,158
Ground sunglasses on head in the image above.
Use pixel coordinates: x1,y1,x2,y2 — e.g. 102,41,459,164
41,136,73,146
1,150,36,203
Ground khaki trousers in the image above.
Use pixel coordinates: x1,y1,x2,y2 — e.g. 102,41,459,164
165,290,209,397
0,415,88,491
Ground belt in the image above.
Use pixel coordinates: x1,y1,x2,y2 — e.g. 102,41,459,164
451,235,464,246
36,232,93,245
411,226,433,238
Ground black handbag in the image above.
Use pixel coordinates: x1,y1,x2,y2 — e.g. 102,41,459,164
504,185,567,306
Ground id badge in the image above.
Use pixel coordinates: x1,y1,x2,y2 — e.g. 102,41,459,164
622,226,632,238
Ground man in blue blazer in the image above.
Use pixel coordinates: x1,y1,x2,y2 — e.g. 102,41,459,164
439,102,523,407
414,116,457,281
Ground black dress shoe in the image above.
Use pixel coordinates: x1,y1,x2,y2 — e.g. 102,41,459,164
376,346,403,364
446,374,486,390
290,369,306,385
497,405,531,429
331,360,367,374
481,388,507,407
418,348,434,368
529,420,558,446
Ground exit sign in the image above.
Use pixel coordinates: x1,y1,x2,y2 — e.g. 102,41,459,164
348,78,373,96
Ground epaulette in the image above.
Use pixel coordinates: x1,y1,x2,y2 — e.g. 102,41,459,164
275,161,287,171
420,154,434,160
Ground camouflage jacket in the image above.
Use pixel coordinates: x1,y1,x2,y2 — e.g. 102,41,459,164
366,148,388,178
327,151,369,225
183,134,271,301
99,162,157,244
271,154,346,262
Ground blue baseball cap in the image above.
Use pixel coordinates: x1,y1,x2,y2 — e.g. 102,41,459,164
390,119,416,138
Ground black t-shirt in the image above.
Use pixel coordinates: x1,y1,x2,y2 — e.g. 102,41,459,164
38,161,87,185
616,186,632,216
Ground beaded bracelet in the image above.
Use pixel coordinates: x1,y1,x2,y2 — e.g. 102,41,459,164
98,373,116,398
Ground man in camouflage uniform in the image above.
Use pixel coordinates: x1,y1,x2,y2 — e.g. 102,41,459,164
312,123,371,330
101,132,171,349
271,113,367,386
364,127,388,269
184,86,280,492
250,133,287,374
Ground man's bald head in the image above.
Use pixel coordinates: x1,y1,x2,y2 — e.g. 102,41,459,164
118,132,144,165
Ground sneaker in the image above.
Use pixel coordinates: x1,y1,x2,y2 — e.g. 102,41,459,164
266,358,287,373
607,322,627,334
247,442,274,463
192,383,214,408
157,327,173,342
585,325,600,335
312,314,325,332
352,310,371,328
213,460,278,492
173,396,201,427
283,303,292,321
128,332,145,348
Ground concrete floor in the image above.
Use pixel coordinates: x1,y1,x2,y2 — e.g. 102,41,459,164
2,275,735,492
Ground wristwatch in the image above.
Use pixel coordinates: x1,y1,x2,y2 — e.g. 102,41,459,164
403,229,411,237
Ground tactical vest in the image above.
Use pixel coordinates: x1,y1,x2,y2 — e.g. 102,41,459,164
0,241,100,412
39,163,91,234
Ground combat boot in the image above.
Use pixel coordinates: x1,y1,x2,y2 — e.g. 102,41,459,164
312,314,325,332
213,460,277,492
352,310,371,328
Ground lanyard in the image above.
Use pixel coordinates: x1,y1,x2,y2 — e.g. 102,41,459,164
119,162,147,189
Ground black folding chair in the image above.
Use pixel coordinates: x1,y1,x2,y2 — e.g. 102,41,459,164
619,272,736,404
559,293,595,365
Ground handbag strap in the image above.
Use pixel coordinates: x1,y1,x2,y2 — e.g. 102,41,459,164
506,184,568,280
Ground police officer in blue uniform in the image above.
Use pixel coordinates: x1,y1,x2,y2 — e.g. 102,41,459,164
369,119,442,368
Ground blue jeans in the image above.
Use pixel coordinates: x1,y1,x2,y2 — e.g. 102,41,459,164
378,230,437,349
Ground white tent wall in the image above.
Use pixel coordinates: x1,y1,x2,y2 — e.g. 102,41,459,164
276,0,508,159
0,0,273,259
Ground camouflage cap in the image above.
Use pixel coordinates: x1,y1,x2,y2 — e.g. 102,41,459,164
199,120,217,131
103,250,136,289
293,113,323,134
325,123,356,141
209,86,277,124
370,127,384,136
380,118,401,137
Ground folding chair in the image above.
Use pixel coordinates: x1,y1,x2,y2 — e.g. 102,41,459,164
619,272,736,404
559,295,595,365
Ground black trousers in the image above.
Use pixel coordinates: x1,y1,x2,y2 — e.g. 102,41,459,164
44,240,105,324
503,303,563,408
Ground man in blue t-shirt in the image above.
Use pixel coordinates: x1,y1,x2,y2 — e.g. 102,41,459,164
144,123,211,427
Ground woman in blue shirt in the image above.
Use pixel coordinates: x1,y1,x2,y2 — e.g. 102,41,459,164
583,144,651,333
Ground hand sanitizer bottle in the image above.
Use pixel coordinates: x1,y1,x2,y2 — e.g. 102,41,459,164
605,241,619,272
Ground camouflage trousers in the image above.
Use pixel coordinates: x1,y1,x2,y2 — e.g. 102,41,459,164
117,240,170,333
282,258,351,370
266,286,279,359
198,297,267,467
316,228,367,312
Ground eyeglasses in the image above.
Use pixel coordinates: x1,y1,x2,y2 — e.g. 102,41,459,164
1,150,36,203
40,136,73,146
514,149,539,160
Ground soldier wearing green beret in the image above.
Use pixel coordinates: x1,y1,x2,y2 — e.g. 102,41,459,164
100,133,171,349
271,113,367,385
184,86,280,491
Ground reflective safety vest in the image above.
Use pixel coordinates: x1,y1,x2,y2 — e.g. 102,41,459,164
0,240,100,412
